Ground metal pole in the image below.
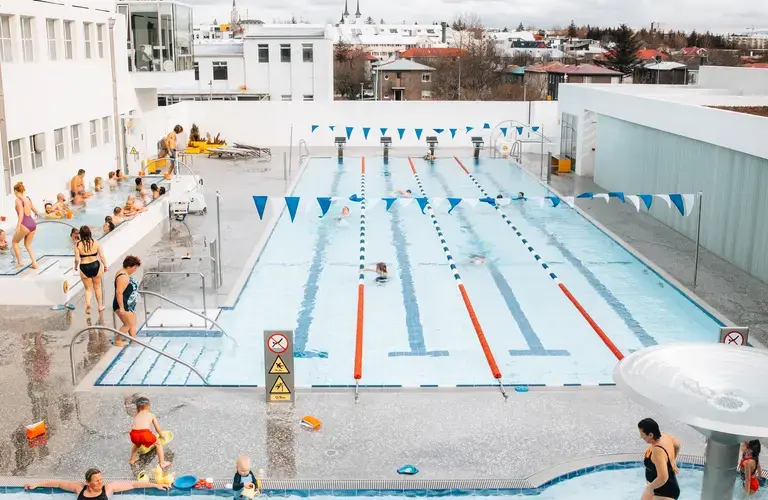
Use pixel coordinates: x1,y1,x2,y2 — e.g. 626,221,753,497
546,152,552,183
216,191,223,285
700,439,740,500
693,191,703,291
539,125,544,180
288,125,294,179
0,31,8,204
108,19,123,175
283,152,287,181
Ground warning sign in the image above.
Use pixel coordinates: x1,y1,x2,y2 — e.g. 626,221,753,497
719,326,749,347
267,333,289,354
269,355,290,374
129,146,138,155
269,376,291,401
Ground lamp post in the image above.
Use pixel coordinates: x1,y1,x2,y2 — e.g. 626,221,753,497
108,18,123,174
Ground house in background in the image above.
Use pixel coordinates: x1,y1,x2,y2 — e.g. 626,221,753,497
524,63,623,100
374,59,435,100
637,61,688,85
399,47,468,61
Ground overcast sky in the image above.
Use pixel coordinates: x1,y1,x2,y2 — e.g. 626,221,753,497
184,0,766,33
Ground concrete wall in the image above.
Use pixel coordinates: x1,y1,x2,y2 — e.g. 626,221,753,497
698,66,768,95
195,55,247,92
595,115,768,283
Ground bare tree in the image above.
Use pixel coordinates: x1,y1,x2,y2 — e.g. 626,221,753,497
334,42,371,99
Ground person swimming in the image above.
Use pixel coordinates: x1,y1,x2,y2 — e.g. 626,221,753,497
103,216,115,234
515,191,526,200
363,262,389,283
469,254,486,265
393,189,412,198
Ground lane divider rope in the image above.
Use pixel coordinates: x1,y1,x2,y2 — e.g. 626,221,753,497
353,157,366,381
453,156,624,361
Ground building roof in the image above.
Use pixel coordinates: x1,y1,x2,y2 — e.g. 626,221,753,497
501,65,525,75
644,61,687,70
636,49,669,60
375,59,435,71
681,47,708,56
743,63,768,68
526,63,622,76
399,47,468,58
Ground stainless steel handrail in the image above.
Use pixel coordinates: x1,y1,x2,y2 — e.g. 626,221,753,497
138,290,237,347
139,271,207,328
36,219,80,230
298,139,310,160
158,255,218,290
69,325,209,386
489,119,552,158
145,156,201,189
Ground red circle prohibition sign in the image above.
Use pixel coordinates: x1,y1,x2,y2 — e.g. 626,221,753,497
724,331,745,345
268,334,289,354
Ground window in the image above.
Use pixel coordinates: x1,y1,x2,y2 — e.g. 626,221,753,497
8,139,22,176
303,94,314,101
29,135,43,169
63,21,74,59
194,61,199,80
89,119,98,148
421,72,431,83
280,44,291,63
302,44,313,62
83,22,92,58
212,61,228,80
70,124,81,154
97,24,104,58
396,72,402,79
257,44,268,62
54,128,66,161
21,17,34,62
102,117,110,143
389,29,398,33
46,19,57,60
281,95,292,101
0,16,11,62
421,90,432,99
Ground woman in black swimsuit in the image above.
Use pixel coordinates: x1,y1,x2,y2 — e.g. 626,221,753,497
74,226,107,314
25,468,168,497
638,418,680,500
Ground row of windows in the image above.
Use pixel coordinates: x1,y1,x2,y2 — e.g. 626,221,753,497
7,117,112,177
0,14,106,63
192,43,316,81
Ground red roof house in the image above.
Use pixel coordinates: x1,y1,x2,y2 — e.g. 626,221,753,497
399,48,469,58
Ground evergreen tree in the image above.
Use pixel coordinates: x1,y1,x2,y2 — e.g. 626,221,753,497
603,24,641,74
516,22,524,31
380,18,385,24
365,16,375,24
567,20,577,38
687,30,699,47
502,26,508,32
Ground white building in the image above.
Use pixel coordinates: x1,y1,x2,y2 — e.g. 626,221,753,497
332,23,453,61
729,30,768,50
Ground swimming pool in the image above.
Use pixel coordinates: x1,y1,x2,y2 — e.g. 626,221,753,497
0,176,167,275
96,156,722,387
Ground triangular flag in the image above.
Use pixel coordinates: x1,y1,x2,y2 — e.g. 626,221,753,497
449,128,457,139
383,197,397,211
532,126,540,132
380,127,388,136
399,198,413,208
655,194,672,210
415,128,423,140
284,197,300,222
362,127,371,139
397,128,406,140
563,196,575,207
349,194,364,203
608,192,625,203
367,198,381,210
316,197,332,217
479,196,496,206
576,192,594,199
546,196,561,207
466,126,474,133
463,198,478,209
682,193,696,216
669,194,685,216
329,125,335,131
311,125,319,133
431,197,444,209
346,126,354,140
594,193,609,203
447,197,462,214
638,194,653,210
415,197,429,214
253,196,268,220
500,127,507,137
625,195,640,212
516,126,524,135
434,128,444,134
483,123,491,129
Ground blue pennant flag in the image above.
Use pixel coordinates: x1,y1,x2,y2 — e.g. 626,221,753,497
415,128,423,140
434,128,444,134
638,194,653,210
285,197,300,222
447,197,462,214
466,126,474,133
669,194,685,216
500,127,507,137
397,128,406,140
311,125,319,133
415,197,429,214
483,123,491,129
479,196,496,206
362,127,371,139
547,196,561,207
380,127,388,136
329,125,335,131
516,126,524,135
349,194,364,203
450,128,458,138
608,192,625,203
532,126,540,132
576,192,594,199
346,126,354,140
253,196,268,220
383,197,397,211
316,197,332,217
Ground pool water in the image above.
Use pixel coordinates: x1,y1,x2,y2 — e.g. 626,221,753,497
97,157,722,387
0,176,167,275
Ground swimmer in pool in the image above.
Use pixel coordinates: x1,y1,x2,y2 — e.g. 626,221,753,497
469,254,486,265
363,262,389,283
393,189,412,198
515,191,526,200
337,206,350,219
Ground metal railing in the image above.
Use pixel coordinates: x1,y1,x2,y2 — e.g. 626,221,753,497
138,290,237,346
69,325,209,386
157,255,219,290
36,219,80,230
138,271,208,328
298,139,310,161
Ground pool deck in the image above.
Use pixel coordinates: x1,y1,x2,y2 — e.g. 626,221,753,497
0,146,764,481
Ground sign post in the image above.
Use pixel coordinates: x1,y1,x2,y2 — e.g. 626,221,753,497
718,327,749,347
264,330,295,403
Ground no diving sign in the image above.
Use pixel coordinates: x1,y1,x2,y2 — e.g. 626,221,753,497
719,327,749,346
264,330,294,403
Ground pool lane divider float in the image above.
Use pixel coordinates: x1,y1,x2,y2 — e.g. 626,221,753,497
353,157,366,395
407,157,507,399
453,156,624,361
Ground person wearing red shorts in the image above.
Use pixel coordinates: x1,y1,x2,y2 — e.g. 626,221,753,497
128,397,171,468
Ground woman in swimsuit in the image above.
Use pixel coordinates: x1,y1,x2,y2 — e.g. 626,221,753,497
25,467,168,498
363,262,389,283
740,440,762,496
638,418,680,500
113,255,141,347
75,226,107,314
11,182,39,269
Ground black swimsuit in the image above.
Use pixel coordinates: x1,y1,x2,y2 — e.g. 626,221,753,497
644,446,680,499
77,486,108,500
78,244,101,278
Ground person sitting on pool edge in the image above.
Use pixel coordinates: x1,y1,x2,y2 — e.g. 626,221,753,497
233,456,260,499
363,262,389,283
24,468,169,497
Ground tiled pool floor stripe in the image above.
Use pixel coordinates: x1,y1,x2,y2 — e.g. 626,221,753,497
407,157,503,381
482,170,657,349
427,164,569,357
453,157,625,362
353,158,367,381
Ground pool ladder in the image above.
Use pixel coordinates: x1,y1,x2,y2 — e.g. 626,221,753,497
299,139,310,162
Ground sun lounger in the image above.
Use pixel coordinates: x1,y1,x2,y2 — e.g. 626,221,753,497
207,147,258,159
233,143,272,157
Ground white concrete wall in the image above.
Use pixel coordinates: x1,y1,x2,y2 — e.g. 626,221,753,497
697,66,768,95
195,55,246,92
0,0,138,222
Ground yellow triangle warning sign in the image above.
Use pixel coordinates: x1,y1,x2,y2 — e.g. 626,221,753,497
269,355,290,374
129,146,138,154
269,376,291,394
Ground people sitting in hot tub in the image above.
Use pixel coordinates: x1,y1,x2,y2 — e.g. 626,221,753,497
107,171,119,190
53,193,70,213
363,262,389,283
392,189,413,198
94,176,104,192
123,195,146,216
112,206,125,226
0,229,8,252
115,169,125,182
73,189,88,207
70,228,80,245
135,177,144,193
159,186,167,196
44,202,62,219
151,183,160,199
103,216,115,234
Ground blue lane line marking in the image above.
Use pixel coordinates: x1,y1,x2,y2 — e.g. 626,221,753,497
382,159,449,358
183,346,206,385
116,341,150,386
205,350,223,383
429,165,568,357
293,163,345,359
484,171,657,348
139,341,171,385
160,343,189,385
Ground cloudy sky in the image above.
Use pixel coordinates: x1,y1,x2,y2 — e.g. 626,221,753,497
185,0,766,33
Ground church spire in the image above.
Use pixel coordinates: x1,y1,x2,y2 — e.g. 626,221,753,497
339,9,345,24
343,0,349,17
355,0,361,18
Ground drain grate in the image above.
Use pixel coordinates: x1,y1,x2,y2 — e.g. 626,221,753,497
710,394,748,412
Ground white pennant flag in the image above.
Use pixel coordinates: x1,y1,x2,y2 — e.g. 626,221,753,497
305,200,317,214
463,198,479,209
625,195,640,212
682,194,696,216
497,197,511,206
431,197,445,209
563,196,575,207
366,198,380,211
594,193,609,203
655,194,672,210
533,197,546,207
399,198,413,208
